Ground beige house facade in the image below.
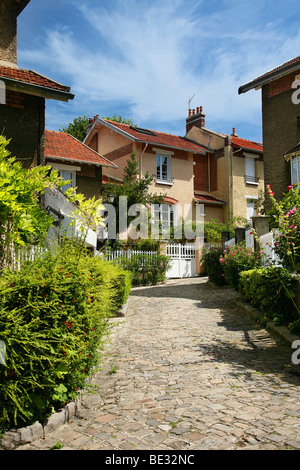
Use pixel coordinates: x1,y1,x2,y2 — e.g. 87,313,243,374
186,107,264,225
84,117,208,232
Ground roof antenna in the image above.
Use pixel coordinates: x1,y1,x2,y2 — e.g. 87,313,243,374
188,94,196,110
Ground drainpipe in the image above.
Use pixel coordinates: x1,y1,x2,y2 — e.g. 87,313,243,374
139,143,148,179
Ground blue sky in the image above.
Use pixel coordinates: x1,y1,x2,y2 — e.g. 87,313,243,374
18,0,300,143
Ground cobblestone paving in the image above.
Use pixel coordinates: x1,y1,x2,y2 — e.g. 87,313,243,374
18,278,300,450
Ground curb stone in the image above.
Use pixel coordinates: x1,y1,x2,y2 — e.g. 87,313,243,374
0,398,81,450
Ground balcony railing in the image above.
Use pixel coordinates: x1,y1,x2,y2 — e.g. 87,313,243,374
244,175,260,184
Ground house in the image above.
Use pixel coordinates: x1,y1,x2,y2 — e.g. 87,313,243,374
186,107,264,224
239,55,300,204
84,116,208,232
45,130,117,200
0,0,74,169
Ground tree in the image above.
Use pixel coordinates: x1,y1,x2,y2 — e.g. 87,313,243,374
0,136,64,269
60,114,136,142
102,151,165,245
59,115,89,142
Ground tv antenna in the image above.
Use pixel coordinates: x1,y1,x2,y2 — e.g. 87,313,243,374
188,94,196,110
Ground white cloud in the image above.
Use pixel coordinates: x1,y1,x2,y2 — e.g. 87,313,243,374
19,0,300,138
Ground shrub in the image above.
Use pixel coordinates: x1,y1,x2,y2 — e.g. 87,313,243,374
221,243,262,290
201,246,226,286
0,243,131,432
116,253,171,286
239,266,298,327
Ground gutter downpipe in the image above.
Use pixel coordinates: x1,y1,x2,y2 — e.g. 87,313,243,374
139,143,148,180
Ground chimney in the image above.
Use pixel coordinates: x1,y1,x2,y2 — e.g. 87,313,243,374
0,1,30,67
186,106,206,134
231,127,238,136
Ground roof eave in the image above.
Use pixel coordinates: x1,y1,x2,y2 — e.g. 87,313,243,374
2,77,74,102
45,154,117,168
239,61,300,95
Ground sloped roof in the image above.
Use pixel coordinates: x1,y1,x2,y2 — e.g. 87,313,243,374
45,131,117,168
239,55,300,94
0,65,74,101
194,194,226,205
231,135,263,153
87,118,208,154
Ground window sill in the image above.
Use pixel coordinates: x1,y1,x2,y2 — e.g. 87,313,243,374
245,181,259,186
156,179,173,186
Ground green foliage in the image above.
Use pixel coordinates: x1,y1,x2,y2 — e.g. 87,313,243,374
0,136,63,269
115,253,171,286
239,267,298,327
103,151,165,244
266,183,300,271
59,115,89,142
60,114,137,142
201,247,226,286
0,242,131,432
204,215,249,245
220,243,262,290
103,114,137,127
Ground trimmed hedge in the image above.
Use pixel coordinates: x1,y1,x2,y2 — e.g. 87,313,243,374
115,253,172,286
239,266,298,328
0,244,132,433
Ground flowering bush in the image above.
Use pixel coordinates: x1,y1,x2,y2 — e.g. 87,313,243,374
267,183,300,271
220,243,262,290
0,242,132,432
201,247,226,286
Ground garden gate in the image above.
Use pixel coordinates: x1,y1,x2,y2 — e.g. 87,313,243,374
166,243,197,278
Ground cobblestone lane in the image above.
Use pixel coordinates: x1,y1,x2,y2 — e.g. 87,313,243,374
18,278,300,451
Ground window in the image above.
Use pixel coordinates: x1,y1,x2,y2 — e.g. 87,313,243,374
156,153,172,184
291,155,300,185
245,156,259,185
50,163,80,192
153,204,176,228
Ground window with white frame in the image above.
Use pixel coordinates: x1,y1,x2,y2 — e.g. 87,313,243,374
51,163,79,192
291,155,300,185
153,204,176,228
156,153,172,184
245,156,259,184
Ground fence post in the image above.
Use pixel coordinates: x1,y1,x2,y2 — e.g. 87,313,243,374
234,227,246,245
251,216,270,251
221,231,231,250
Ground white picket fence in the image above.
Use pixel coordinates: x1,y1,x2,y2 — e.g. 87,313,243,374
106,249,157,264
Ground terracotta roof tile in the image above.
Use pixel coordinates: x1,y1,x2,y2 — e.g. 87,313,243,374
194,194,226,205
102,119,207,154
0,66,72,93
45,131,116,167
239,55,300,94
231,135,263,153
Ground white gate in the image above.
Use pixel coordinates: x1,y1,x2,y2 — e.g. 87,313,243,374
166,243,197,278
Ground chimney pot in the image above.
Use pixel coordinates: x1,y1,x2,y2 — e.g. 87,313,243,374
200,106,203,113
189,109,192,117
192,109,195,115
196,107,200,114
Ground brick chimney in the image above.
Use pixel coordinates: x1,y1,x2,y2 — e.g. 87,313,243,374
186,106,206,133
0,0,30,67
231,127,238,136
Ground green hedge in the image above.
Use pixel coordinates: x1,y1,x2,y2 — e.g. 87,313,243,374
0,244,131,432
116,254,171,286
239,266,298,329
221,243,262,290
